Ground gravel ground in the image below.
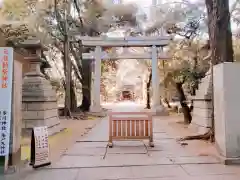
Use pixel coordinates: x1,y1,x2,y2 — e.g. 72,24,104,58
21,118,101,163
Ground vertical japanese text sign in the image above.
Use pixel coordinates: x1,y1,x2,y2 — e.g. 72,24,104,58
0,48,13,156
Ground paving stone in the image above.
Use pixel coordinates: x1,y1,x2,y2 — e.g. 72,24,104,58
119,175,240,180
148,144,195,157
65,147,106,156
72,142,108,148
64,142,107,156
188,175,240,180
186,175,240,180
148,151,193,157
153,133,175,139
52,153,173,168
80,134,108,142
111,141,144,146
78,119,108,142
170,156,220,164
148,142,184,152
181,164,240,176
106,141,147,154
52,156,104,168
76,167,134,180
65,142,107,156
154,139,179,144
103,154,173,166
131,165,188,179
23,169,78,180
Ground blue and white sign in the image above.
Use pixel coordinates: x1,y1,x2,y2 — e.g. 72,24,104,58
0,47,13,156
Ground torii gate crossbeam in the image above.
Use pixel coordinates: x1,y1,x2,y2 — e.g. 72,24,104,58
82,52,170,60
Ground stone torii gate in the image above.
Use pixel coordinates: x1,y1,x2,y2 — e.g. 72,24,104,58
79,36,171,113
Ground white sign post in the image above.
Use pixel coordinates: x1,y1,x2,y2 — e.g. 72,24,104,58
0,47,13,157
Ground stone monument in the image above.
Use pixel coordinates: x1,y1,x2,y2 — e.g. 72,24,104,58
21,39,62,136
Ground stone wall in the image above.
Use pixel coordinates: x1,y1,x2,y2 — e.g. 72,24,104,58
191,70,213,133
213,62,240,164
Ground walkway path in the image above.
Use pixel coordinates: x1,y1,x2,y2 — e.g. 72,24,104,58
9,102,240,180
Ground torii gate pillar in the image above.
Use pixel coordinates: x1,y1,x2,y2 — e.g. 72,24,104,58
90,46,102,112
151,45,159,107
151,46,169,115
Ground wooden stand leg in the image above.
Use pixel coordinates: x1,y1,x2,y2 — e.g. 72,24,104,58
149,137,154,147
108,141,113,148
149,141,154,147
108,136,113,148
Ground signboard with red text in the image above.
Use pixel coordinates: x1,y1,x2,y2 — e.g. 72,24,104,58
0,47,13,156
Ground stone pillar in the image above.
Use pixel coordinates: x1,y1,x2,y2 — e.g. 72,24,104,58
90,46,102,112
213,62,240,164
21,40,62,136
151,45,159,107
151,46,168,116
90,63,95,107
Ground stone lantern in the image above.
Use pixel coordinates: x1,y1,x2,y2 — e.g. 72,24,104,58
21,39,62,136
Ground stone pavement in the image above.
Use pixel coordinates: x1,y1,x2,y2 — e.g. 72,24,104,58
6,103,240,180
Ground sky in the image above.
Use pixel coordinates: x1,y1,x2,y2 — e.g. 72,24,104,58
123,0,151,8
122,0,152,17
122,0,199,17
120,0,238,33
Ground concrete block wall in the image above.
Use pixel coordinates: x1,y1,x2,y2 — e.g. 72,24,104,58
191,70,213,133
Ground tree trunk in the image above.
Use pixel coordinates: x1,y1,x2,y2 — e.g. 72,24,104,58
63,78,77,113
70,79,77,111
79,59,92,112
163,98,171,108
175,82,192,124
205,0,234,65
191,0,234,140
146,71,152,109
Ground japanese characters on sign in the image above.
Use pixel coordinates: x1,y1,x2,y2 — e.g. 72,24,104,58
33,126,50,166
0,48,13,156
2,49,8,89
0,110,8,155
